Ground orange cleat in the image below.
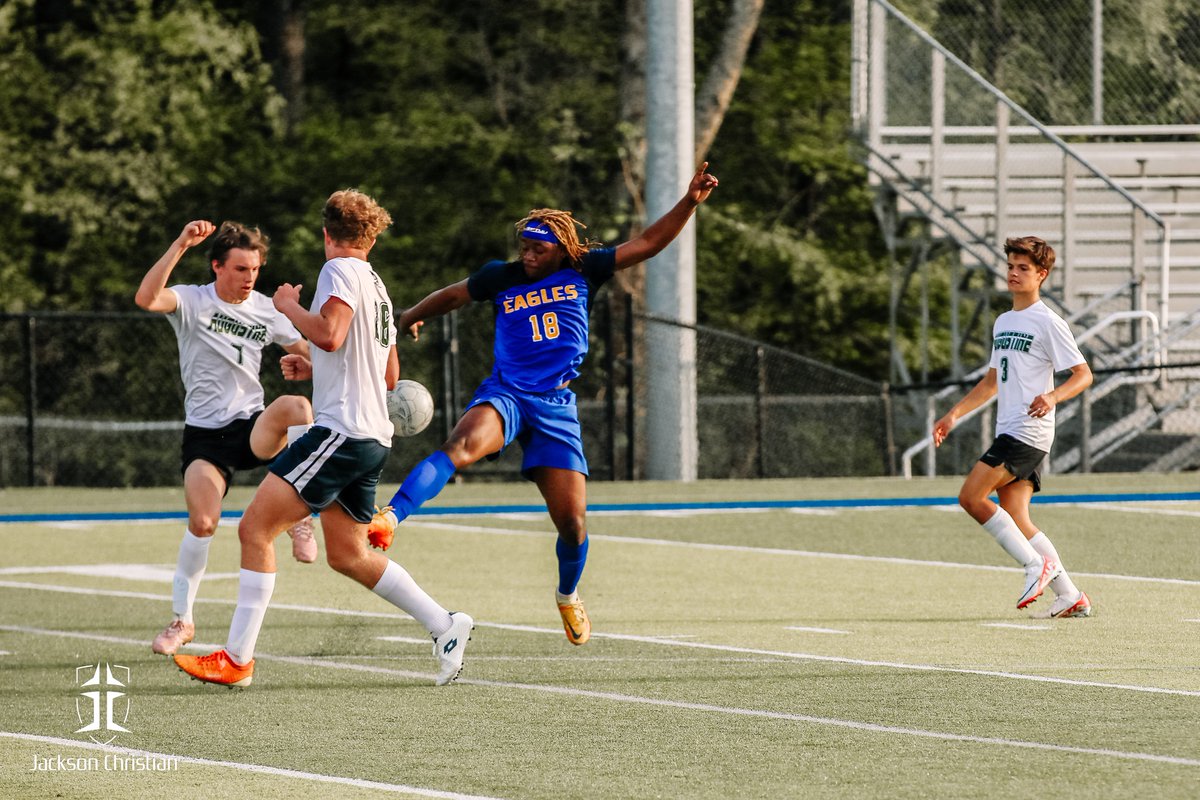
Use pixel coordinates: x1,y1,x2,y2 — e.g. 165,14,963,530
367,506,397,551
174,649,254,688
556,592,591,646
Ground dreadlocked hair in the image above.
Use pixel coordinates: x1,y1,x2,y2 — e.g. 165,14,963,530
516,209,600,267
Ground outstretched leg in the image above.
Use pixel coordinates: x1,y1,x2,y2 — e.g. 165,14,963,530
535,466,591,645
369,404,506,549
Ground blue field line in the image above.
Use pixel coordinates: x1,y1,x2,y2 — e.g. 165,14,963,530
1,490,1197,525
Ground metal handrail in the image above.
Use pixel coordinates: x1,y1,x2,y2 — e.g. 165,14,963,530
868,0,1165,228
900,310,1161,478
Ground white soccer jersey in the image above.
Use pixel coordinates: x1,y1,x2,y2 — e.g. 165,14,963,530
989,300,1086,451
309,257,396,445
166,284,303,428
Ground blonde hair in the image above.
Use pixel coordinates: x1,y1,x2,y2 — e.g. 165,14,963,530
324,189,393,248
515,208,599,266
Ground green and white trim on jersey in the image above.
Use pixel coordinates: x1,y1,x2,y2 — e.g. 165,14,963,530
166,284,303,428
989,300,1086,452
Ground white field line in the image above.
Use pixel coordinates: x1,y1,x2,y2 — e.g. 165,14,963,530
1,585,1198,698
0,731,506,800
376,635,432,645
784,626,851,635
408,520,1200,587
982,623,1052,631
1076,503,1200,519
2,626,1198,769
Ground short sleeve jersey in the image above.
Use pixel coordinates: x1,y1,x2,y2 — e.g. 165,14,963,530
467,248,617,393
166,284,302,428
309,257,396,446
989,300,1086,451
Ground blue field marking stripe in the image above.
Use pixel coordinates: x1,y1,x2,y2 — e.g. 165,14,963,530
1,490,1197,524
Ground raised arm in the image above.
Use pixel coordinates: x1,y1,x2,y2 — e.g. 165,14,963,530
135,220,215,313
932,369,999,447
613,162,719,270
396,279,472,341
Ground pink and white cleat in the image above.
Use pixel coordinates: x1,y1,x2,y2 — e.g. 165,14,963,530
288,515,318,563
152,618,195,655
1016,557,1062,609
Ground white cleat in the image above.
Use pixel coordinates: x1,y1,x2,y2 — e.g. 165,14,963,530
1051,590,1092,618
433,612,474,686
1017,557,1062,610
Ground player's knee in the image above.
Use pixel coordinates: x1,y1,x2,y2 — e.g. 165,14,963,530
555,515,587,543
324,543,360,578
189,516,219,538
278,394,313,425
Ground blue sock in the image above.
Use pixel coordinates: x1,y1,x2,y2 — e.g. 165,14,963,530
555,536,589,596
387,451,456,522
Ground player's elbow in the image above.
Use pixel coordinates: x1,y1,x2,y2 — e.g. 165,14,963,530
311,330,348,352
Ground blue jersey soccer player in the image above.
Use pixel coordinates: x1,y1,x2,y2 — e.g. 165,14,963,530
368,163,719,645
933,236,1093,618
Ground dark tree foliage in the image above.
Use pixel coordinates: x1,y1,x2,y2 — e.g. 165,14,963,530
1,0,899,376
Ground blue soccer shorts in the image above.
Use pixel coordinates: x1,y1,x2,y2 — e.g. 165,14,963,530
269,425,390,522
466,376,589,480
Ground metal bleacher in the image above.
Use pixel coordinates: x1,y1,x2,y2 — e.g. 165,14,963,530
850,0,1200,476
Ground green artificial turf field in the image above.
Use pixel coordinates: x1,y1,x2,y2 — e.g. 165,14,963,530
1,474,1197,799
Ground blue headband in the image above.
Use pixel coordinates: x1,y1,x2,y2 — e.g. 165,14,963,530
519,221,559,244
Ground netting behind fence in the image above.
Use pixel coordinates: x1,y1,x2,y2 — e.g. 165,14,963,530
7,306,1192,488
0,303,895,488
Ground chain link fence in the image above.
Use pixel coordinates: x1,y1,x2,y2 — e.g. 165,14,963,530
4,303,1195,489
0,302,895,488
891,0,1200,126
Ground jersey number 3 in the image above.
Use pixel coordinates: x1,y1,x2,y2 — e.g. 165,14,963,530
999,356,1009,383
528,312,560,342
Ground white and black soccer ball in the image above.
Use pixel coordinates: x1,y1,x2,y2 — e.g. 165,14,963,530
387,380,435,437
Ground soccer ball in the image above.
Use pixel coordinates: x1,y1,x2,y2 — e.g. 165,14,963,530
387,380,434,437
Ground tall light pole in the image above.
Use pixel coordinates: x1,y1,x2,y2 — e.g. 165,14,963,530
644,0,698,481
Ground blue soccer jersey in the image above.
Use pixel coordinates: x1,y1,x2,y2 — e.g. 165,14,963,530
467,248,616,393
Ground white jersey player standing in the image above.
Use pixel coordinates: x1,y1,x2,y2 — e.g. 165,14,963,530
933,236,1094,617
173,189,472,688
135,220,317,657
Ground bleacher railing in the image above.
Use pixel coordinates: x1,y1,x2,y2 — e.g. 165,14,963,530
851,0,1173,356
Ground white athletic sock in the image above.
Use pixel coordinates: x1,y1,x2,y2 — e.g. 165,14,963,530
1030,531,1080,598
372,560,452,637
171,530,212,623
225,569,276,665
286,424,312,446
981,507,1041,569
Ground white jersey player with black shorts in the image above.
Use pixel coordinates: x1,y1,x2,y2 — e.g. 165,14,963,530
173,189,472,689
135,220,315,658
934,236,1094,618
